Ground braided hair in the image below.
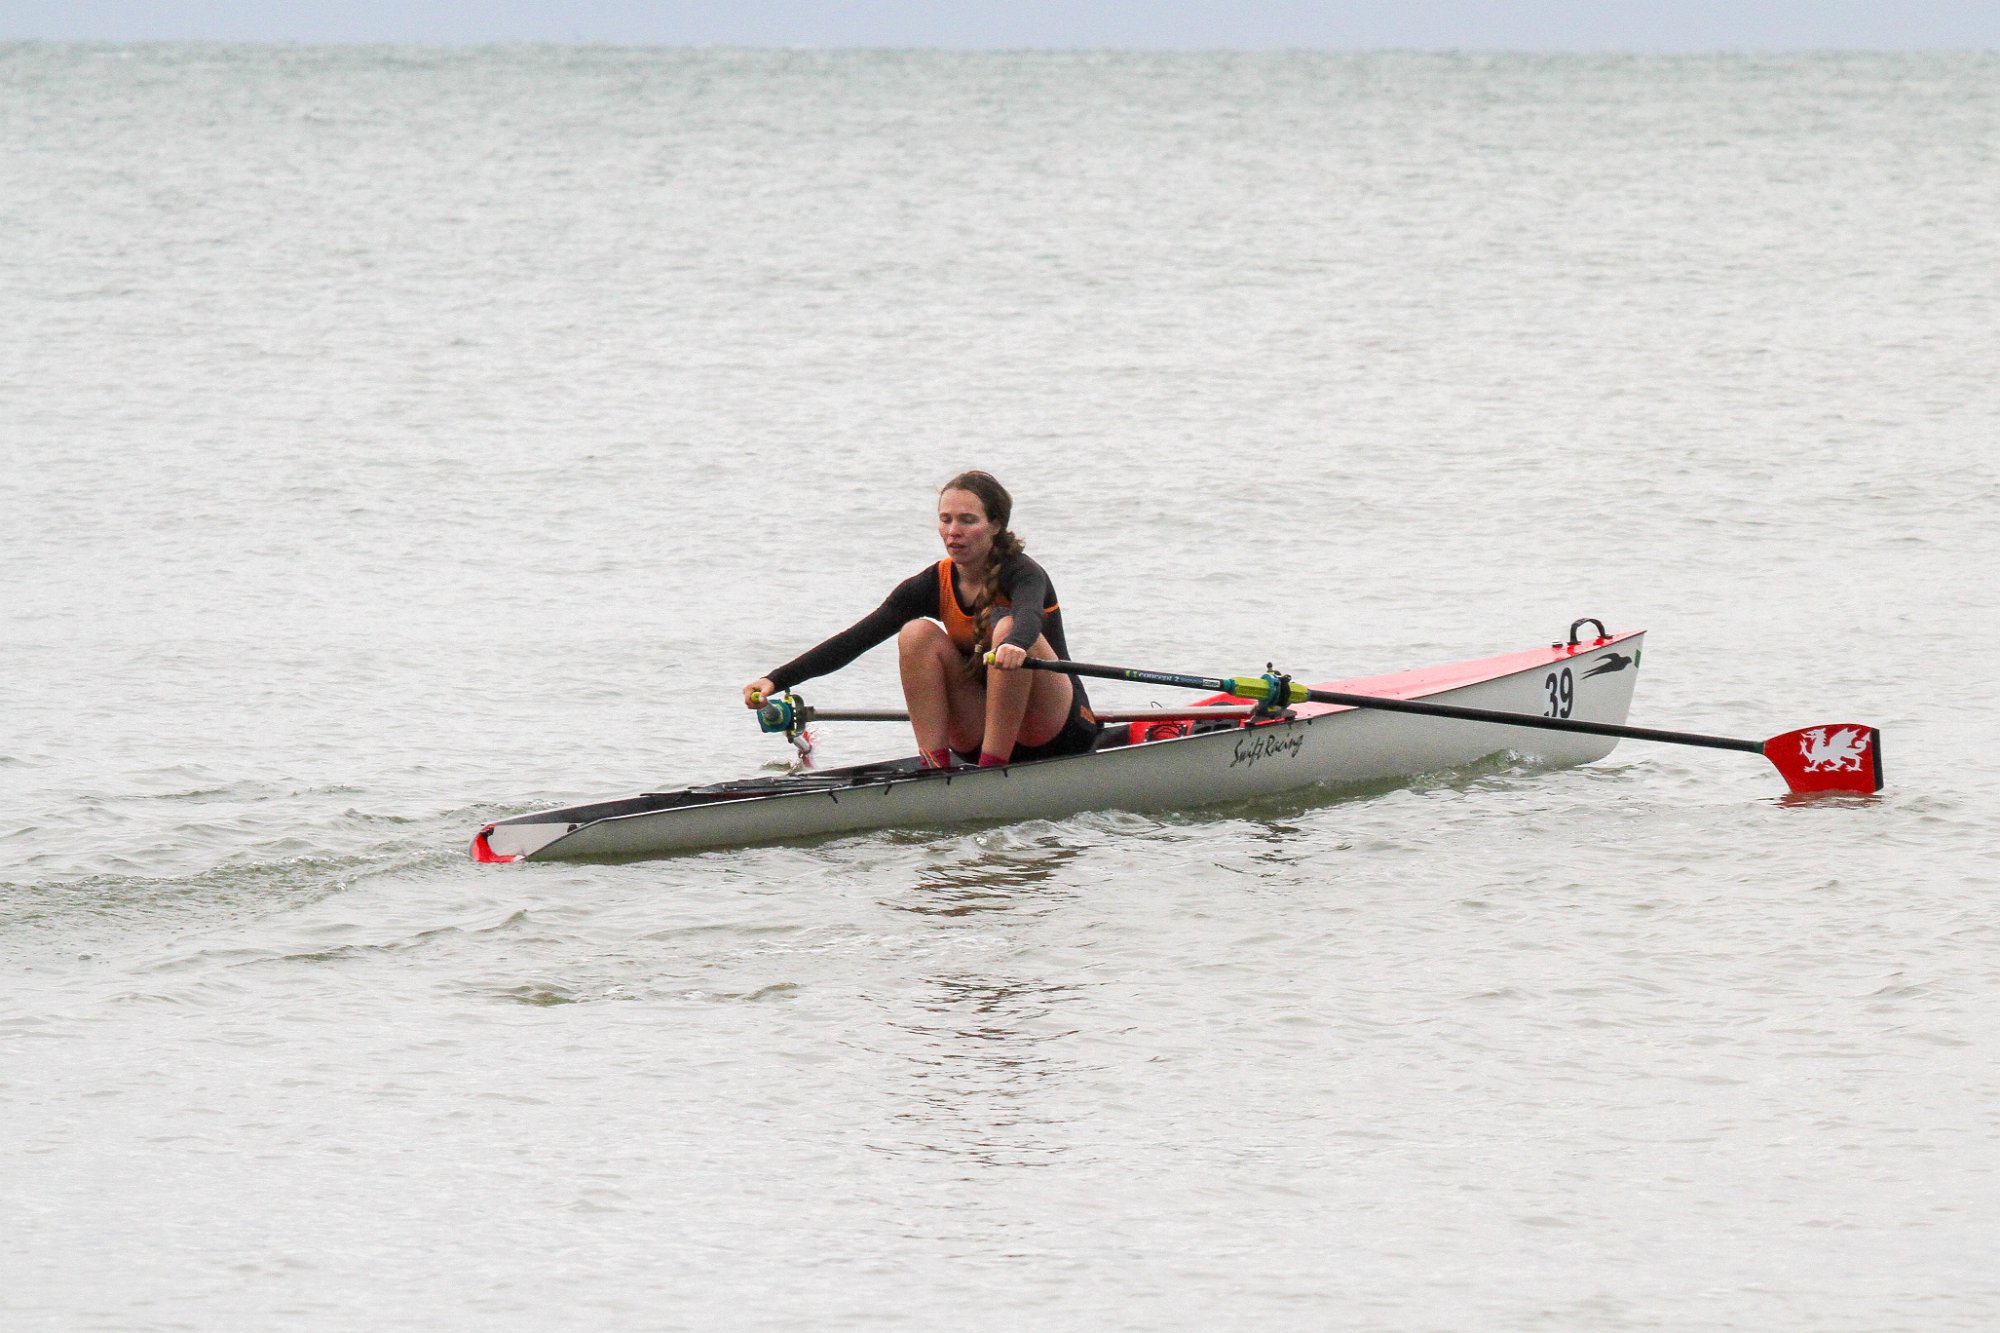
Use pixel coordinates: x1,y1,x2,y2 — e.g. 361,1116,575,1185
941,471,1023,670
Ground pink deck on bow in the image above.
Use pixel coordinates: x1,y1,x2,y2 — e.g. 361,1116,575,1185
1197,631,1645,717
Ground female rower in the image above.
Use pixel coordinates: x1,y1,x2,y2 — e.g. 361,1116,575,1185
742,471,1098,768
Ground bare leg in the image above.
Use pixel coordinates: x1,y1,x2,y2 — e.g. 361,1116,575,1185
898,621,986,757
981,616,1075,761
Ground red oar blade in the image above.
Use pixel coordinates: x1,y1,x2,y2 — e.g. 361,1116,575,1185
1762,725,1884,794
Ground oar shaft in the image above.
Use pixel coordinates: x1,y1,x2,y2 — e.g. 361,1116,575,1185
1300,688,1765,755
1020,656,1765,755
1018,657,1236,695
800,708,910,722
802,704,1258,724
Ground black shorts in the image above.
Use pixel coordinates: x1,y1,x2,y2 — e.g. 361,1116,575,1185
1007,696,1101,763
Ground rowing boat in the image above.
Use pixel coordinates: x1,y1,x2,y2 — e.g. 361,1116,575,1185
471,622,1652,864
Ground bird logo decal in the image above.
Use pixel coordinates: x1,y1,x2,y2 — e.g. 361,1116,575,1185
1799,727,1870,773
1582,652,1633,678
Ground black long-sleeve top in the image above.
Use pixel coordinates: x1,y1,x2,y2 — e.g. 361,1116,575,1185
765,555,1083,701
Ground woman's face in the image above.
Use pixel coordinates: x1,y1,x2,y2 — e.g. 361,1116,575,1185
937,487,1000,565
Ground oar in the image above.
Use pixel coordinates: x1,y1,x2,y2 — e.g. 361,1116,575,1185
1011,656,1884,796
754,697,1255,729
747,691,1256,768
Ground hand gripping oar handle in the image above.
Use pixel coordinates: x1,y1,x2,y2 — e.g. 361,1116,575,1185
1017,657,1883,795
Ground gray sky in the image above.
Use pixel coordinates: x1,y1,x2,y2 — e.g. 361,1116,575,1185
5,1,1998,49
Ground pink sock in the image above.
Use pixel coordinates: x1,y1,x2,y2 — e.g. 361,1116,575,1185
921,748,952,770
978,751,1009,767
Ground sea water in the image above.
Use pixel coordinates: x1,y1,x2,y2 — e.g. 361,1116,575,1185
4,46,1998,1330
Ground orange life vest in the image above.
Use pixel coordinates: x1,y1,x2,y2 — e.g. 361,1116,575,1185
935,559,1058,655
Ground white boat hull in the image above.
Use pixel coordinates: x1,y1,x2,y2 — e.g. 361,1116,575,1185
475,631,1644,863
